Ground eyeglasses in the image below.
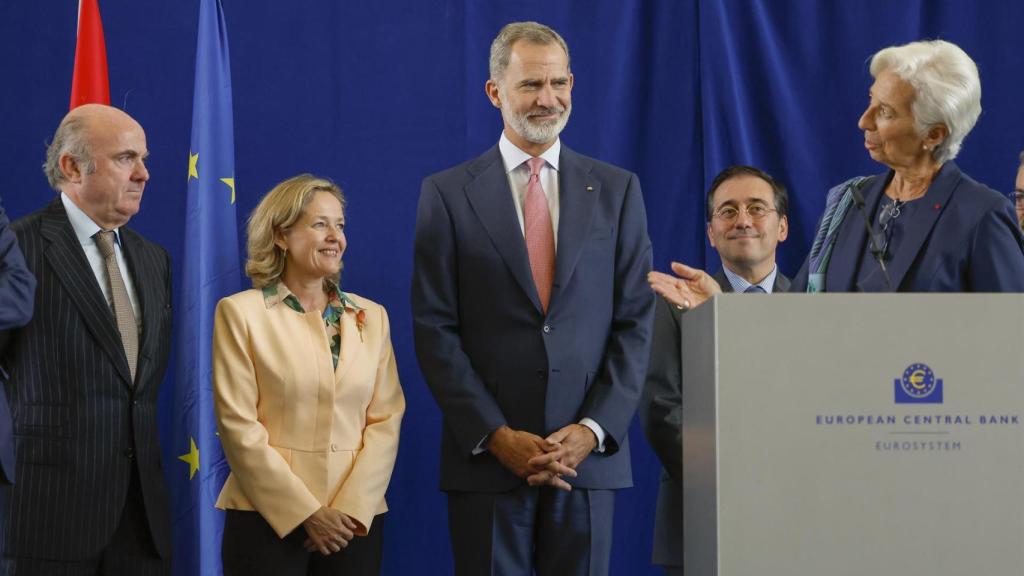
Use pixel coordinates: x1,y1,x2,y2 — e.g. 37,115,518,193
1009,190,1024,207
711,203,777,222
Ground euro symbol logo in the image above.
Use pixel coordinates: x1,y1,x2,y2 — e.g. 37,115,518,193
895,363,942,404
909,369,927,390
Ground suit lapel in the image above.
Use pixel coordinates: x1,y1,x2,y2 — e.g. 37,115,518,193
464,146,543,313
550,146,598,309
40,199,133,386
774,272,791,293
873,162,960,291
120,228,156,389
827,173,887,292
335,307,361,382
712,269,734,293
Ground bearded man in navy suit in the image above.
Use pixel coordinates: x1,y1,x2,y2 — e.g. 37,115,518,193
412,21,654,576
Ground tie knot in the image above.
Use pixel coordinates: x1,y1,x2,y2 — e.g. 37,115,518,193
94,230,116,259
744,285,767,294
526,157,545,177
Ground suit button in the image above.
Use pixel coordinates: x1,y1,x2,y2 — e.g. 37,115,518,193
542,324,551,334
123,447,135,458
330,443,339,452
535,370,545,380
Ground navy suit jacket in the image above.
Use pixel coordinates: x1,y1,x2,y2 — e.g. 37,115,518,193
0,198,36,485
792,162,1024,292
640,268,789,567
4,198,173,561
412,144,654,492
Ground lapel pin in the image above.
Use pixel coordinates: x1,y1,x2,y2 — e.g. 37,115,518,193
933,203,942,210
586,185,594,192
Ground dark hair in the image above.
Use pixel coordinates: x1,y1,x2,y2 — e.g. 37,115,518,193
705,165,789,221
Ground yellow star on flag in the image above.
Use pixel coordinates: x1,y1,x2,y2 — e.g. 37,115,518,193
178,437,200,480
221,177,236,204
188,152,199,180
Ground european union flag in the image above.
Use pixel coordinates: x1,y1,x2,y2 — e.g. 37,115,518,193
170,0,239,574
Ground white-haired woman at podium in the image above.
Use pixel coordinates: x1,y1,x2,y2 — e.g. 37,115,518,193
651,39,1024,307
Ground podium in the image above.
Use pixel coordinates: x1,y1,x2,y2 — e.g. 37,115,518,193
681,294,1024,575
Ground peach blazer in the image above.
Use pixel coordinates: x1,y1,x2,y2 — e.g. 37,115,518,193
212,288,404,538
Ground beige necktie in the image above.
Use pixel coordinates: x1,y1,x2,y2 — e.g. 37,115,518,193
94,230,138,383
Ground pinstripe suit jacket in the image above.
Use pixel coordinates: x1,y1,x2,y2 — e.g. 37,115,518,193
2,197,173,561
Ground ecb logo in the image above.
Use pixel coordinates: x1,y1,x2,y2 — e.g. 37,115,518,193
894,363,943,404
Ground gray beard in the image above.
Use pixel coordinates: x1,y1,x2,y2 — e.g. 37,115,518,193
502,104,571,144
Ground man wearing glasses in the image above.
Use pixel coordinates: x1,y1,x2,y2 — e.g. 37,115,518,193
1013,151,1024,231
640,165,789,575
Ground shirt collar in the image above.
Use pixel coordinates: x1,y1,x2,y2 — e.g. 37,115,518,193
262,278,345,313
61,192,122,246
722,263,778,294
498,132,561,174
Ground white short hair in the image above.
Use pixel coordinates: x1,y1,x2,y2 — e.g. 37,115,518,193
870,40,981,163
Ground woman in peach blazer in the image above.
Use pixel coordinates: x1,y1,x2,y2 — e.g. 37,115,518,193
213,174,404,576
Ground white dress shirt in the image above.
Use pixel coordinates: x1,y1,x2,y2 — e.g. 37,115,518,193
61,193,142,324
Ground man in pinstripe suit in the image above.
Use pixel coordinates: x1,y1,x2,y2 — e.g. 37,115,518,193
1,105,172,575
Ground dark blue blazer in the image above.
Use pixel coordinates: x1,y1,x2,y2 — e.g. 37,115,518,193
4,198,172,561
793,162,1024,292
412,144,654,491
0,198,36,485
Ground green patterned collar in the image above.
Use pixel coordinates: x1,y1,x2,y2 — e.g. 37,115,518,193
261,279,358,315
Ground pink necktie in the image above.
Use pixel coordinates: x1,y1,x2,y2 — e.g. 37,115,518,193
524,157,555,312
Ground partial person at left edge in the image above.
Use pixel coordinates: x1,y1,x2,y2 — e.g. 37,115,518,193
1,104,173,575
0,192,36,520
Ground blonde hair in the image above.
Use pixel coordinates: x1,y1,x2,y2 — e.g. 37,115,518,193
246,174,346,288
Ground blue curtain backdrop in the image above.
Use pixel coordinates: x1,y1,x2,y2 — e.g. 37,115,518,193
1,1,1021,573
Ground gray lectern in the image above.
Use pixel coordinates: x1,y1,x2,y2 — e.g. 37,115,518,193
682,294,1024,575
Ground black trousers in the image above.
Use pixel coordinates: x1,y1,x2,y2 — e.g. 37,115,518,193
0,465,168,576
222,510,384,576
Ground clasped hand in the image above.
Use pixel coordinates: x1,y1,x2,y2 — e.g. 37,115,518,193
302,506,358,555
487,424,597,491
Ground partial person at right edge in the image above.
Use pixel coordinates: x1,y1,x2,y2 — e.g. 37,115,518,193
641,166,789,575
651,39,1024,310
1012,151,1023,231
